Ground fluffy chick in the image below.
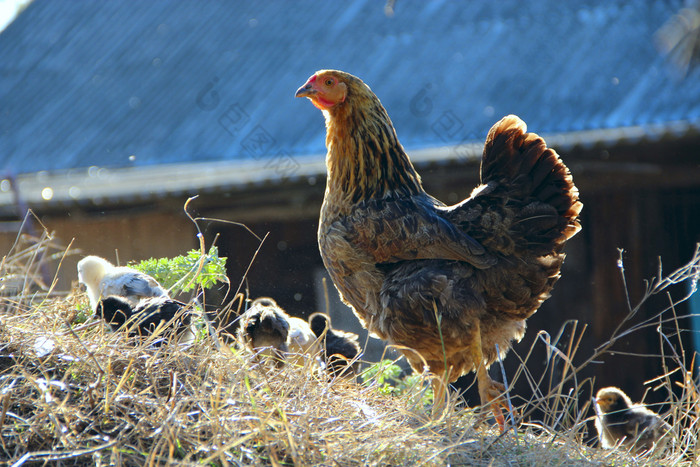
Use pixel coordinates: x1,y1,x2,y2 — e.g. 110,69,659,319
95,296,195,345
309,312,362,378
287,314,321,366
78,255,168,310
595,386,671,453
237,298,291,367
238,297,321,368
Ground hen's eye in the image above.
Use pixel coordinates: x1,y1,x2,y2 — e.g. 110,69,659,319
324,78,334,86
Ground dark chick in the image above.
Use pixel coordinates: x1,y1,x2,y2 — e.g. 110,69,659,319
95,296,195,345
297,70,582,427
595,386,671,453
237,298,291,367
309,312,362,378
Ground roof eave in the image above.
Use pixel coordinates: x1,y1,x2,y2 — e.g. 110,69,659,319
1,121,698,211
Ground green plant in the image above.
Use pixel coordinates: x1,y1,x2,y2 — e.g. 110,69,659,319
362,359,434,406
130,246,228,295
72,302,92,324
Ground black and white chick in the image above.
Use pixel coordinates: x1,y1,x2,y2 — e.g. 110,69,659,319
309,312,362,378
595,386,672,453
78,255,168,310
95,296,195,345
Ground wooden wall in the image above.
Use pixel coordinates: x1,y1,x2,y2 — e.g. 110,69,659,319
0,208,197,294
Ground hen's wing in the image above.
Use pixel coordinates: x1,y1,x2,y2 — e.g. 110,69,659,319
333,117,580,274
336,194,497,270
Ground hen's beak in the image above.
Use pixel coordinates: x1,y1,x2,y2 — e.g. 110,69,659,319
295,82,317,98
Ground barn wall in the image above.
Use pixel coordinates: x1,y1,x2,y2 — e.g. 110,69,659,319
0,209,197,294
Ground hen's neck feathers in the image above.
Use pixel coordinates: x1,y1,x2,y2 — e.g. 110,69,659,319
323,86,424,203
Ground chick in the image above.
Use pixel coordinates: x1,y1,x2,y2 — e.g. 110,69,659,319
238,297,321,368
78,255,168,310
595,386,671,453
237,298,290,367
287,314,321,365
95,296,195,345
309,312,362,378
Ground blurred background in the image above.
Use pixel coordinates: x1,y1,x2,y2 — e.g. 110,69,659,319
1,0,699,431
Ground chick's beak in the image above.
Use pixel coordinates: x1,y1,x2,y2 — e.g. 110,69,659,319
295,81,317,98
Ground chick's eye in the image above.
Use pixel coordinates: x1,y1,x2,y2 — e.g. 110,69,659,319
324,78,334,87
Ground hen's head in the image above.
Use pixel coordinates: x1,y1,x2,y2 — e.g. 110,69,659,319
295,70,370,112
595,387,632,414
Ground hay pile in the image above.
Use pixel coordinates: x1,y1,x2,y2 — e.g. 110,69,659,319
0,295,610,466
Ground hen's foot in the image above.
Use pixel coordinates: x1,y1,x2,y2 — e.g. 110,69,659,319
478,376,508,430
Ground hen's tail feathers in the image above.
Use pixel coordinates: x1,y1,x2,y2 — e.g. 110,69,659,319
481,115,582,253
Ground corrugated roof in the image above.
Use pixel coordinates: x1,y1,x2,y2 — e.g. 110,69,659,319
0,0,698,188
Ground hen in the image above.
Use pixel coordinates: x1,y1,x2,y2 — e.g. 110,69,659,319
595,387,671,452
296,70,582,425
237,298,290,367
594,386,672,453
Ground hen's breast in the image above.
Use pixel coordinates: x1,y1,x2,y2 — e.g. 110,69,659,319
319,200,387,335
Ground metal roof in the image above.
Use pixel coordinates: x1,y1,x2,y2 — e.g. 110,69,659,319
1,0,699,206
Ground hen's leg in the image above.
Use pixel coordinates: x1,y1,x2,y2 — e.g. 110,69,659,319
470,320,507,430
431,376,447,417
430,364,456,418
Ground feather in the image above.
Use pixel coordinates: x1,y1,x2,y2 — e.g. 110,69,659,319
237,297,321,369
309,312,362,377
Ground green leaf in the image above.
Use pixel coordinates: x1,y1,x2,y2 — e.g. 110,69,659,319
361,359,433,406
129,246,228,294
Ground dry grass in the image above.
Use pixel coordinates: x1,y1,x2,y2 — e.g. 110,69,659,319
0,228,698,466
